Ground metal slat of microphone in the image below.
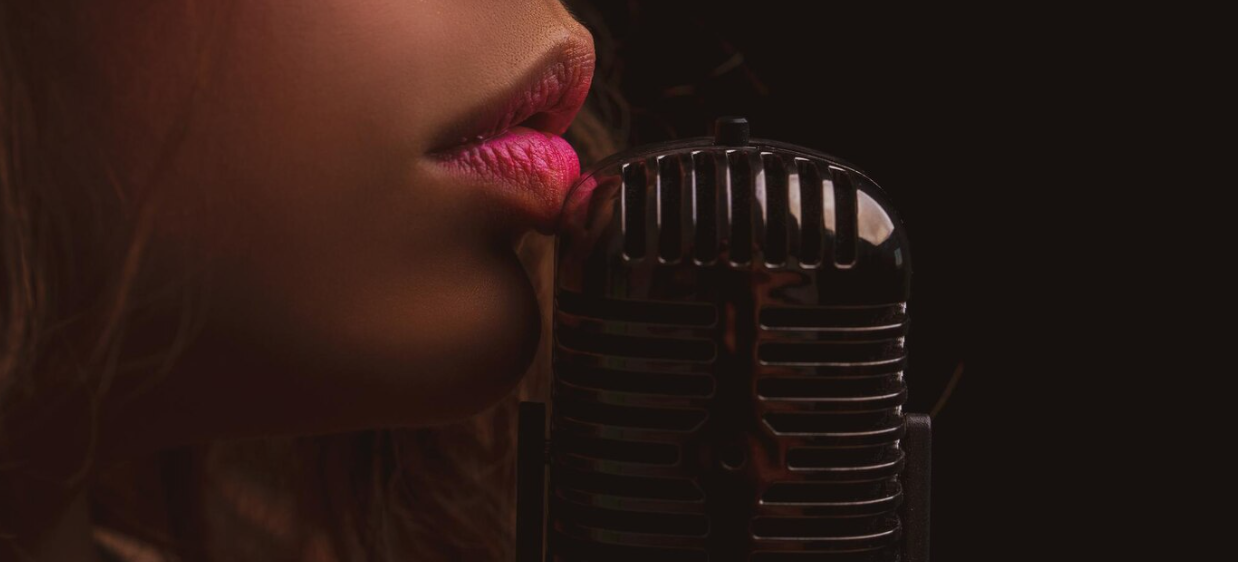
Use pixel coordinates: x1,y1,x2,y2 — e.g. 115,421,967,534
517,117,931,562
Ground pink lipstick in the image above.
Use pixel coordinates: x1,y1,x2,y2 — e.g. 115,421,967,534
429,40,594,236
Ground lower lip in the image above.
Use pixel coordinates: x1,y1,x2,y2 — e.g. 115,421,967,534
430,126,580,235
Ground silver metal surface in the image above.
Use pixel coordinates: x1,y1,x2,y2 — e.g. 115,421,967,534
551,135,912,561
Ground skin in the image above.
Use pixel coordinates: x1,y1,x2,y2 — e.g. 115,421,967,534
88,0,592,448
17,1,594,559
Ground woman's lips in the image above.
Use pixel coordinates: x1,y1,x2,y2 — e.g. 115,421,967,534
430,125,580,235
428,39,594,236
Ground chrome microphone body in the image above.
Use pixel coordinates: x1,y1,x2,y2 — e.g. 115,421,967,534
518,117,930,562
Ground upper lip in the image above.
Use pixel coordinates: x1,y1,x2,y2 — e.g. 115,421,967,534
428,36,595,154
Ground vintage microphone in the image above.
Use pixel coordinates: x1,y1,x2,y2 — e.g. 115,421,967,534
517,117,930,561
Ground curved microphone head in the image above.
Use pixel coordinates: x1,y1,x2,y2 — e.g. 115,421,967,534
525,117,928,562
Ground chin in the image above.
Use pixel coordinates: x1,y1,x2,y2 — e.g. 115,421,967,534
328,245,545,428
175,235,546,438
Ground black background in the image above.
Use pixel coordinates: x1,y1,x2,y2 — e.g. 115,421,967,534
575,2,1012,558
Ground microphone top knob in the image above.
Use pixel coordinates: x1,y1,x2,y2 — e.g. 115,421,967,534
713,116,750,147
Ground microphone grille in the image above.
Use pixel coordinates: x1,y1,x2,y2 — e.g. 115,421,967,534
618,149,866,268
552,125,911,560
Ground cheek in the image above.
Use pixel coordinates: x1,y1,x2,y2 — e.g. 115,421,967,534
157,87,538,425
91,0,557,428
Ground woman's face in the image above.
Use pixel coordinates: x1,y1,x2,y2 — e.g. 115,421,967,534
76,0,594,452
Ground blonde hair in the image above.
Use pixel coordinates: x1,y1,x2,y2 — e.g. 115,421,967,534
0,0,626,559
